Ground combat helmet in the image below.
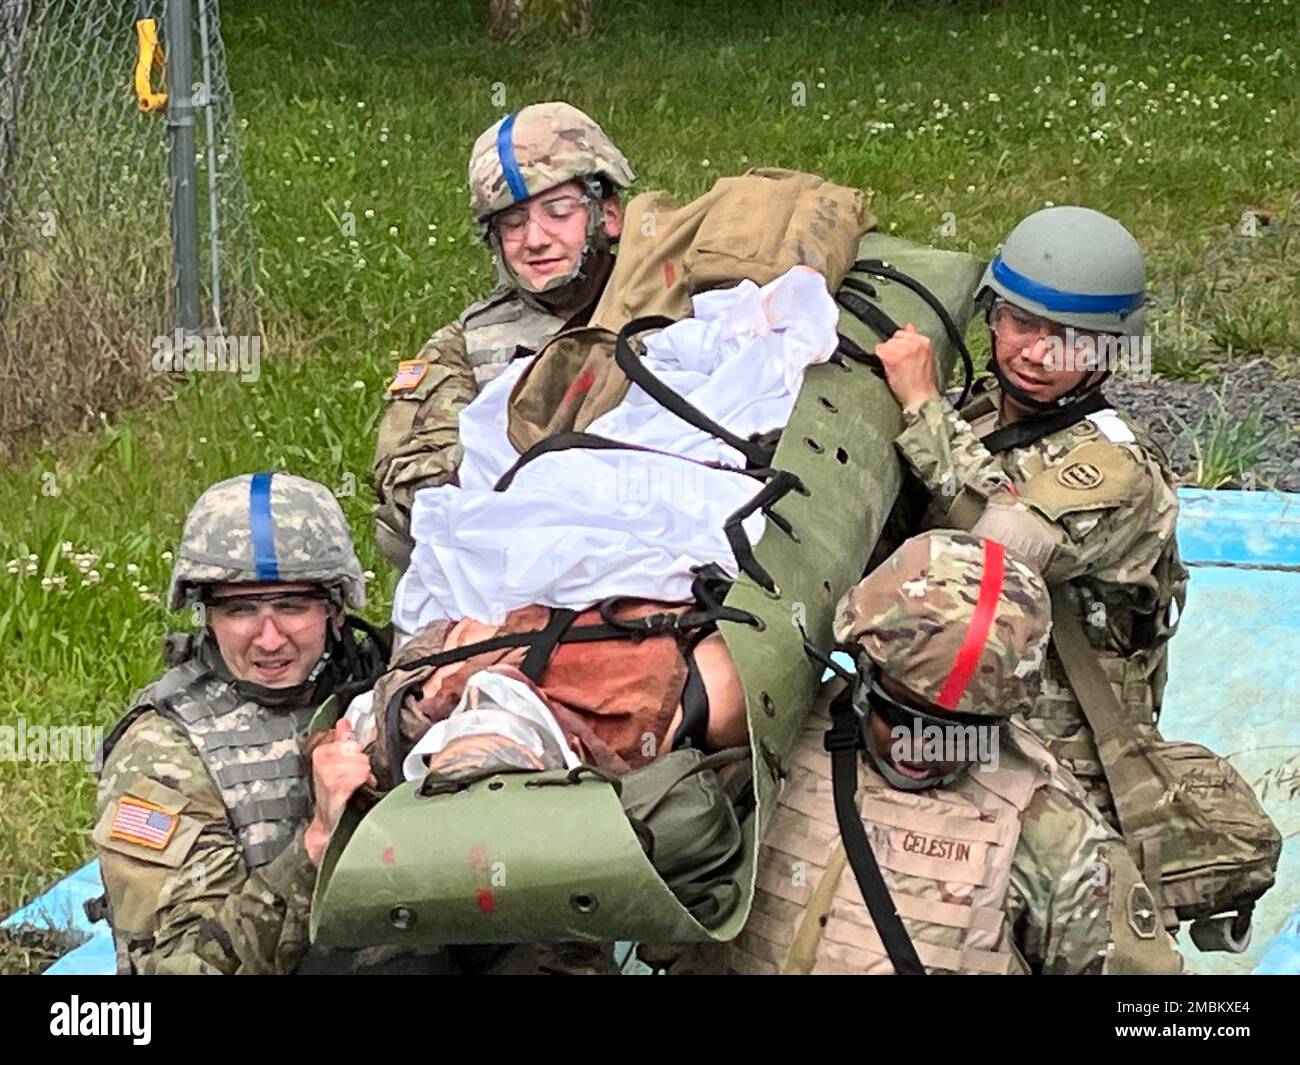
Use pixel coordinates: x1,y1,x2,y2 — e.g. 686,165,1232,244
468,101,635,295
168,472,366,611
976,205,1146,410
833,531,1051,789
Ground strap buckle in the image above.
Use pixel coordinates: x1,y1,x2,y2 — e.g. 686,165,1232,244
597,598,683,638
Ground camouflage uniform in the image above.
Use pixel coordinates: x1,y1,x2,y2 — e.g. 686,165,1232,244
373,102,635,570
94,474,376,975
373,303,563,569
95,701,316,975
894,382,1182,827
687,532,1182,975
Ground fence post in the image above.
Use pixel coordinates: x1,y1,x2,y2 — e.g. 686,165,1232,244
165,0,201,334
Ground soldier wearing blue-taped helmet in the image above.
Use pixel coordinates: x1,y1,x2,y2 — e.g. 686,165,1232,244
373,102,635,571
976,206,1146,417
92,473,390,974
872,207,1187,836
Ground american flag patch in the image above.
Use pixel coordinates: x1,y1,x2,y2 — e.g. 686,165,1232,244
109,797,179,850
388,359,429,392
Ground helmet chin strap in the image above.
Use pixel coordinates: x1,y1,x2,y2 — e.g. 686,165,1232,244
862,720,965,792
987,330,1110,415
202,621,344,709
856,689,966,792
488,177,617,315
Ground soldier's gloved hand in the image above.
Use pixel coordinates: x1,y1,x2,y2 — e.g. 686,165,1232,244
305,718,376,865
875,322,939,410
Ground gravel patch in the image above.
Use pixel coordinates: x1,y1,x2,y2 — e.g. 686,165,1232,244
1106,358,1300,493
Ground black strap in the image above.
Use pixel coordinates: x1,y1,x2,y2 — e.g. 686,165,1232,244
723,469,806,593
835,277,902,359
832,330,887,378
493,430,742,492
671,629,713,751
845,260,977,409
979,389,1110,454
823,684,926,975
519,608,578,682
615,316,776,469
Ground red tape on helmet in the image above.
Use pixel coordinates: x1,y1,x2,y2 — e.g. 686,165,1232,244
934,538,1005,711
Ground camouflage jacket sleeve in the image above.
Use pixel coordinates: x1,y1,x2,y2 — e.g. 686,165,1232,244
895,395,1177,590
372,319,477,570
94,712,315,975
1008,775,1183,975
895,395,1016,507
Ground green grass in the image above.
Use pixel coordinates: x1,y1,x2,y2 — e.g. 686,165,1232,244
1,0,1297,956
1173,386,1287,489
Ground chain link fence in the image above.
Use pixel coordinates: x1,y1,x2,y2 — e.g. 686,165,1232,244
0,0,257,456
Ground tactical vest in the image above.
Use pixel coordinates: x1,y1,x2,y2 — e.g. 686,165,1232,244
461,288,568,389
101,646,315,870
729,712,1053,975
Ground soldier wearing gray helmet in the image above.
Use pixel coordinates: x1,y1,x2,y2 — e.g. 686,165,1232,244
373,101,635,570
92,473,388,974
872,207,1186,831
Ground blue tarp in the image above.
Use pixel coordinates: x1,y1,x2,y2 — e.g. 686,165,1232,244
1161,491,1300,974
7,488,1298,974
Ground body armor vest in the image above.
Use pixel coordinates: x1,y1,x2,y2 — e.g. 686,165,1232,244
729,709,1053,975
461,289,568,389
102,645,315,870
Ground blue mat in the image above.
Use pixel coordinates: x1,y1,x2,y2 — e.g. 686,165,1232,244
9,488,1298,974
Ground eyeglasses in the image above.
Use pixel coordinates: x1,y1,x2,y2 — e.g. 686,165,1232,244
204,590,330,629
491,194,590,242
989,299,1105,354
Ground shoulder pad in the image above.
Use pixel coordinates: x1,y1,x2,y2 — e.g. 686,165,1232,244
150,657,211,706
1086,408,1137,445
1018,439,1143,521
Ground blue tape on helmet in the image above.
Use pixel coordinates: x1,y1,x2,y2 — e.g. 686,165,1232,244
992,255,1143,316
249,472,280,581
496,112,530,204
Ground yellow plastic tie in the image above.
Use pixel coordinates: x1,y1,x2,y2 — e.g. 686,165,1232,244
134,18,168,113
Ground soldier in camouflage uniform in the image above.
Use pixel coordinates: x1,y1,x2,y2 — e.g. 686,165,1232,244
705,531,1183,975
873,207,1185,829
93,473,387,974
373,101,636,569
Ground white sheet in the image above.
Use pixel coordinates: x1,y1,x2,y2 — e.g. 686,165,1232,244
393,266,840,634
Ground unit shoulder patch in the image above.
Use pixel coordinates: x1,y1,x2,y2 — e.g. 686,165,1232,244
1018,439,1143,521
1056,461,1105,490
